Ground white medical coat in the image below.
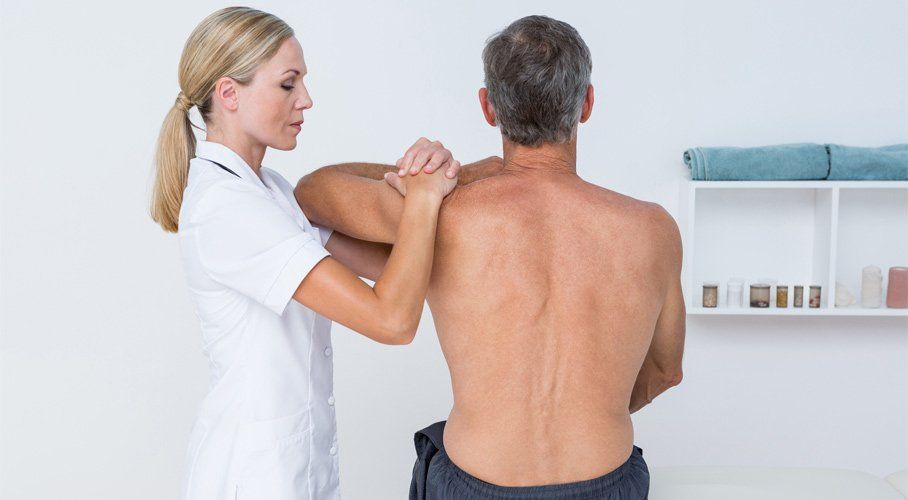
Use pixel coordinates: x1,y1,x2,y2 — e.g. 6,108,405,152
177,140,340,499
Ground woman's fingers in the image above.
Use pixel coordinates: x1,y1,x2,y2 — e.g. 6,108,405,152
398,137,431,176
421,148,452,174
396,137,458,178
409,141,442,174
445,159,461,179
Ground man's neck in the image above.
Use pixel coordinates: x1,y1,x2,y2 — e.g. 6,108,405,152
501,138,577,175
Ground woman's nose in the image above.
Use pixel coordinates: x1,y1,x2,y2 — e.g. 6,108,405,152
297,89,313,110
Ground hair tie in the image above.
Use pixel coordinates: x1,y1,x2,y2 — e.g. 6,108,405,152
175,91,193,112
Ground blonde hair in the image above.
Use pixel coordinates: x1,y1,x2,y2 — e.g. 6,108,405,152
150,6,294,233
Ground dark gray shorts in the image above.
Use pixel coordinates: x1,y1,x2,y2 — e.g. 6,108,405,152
409,421,650,499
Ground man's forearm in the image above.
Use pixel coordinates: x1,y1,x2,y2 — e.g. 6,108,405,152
324,162,397,180
628,355,680,414
456,156,504,185
295,166,401,243
295,156,504,243
320,156,503,185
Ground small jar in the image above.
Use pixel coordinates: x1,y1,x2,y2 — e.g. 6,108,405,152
750,284,770,308
727,280,744,308
887,267,908,308
702,282,719,308
793,285,804,307
759,278,777,305
809,285,822,308
776,285,789,308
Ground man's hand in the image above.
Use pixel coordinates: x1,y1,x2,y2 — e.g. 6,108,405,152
394,137,462,179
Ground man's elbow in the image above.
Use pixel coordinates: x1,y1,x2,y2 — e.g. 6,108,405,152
294,174,327,224
294,175,315,210
665,369,683,388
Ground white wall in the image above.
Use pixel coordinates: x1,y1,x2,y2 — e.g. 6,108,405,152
1,0,906,498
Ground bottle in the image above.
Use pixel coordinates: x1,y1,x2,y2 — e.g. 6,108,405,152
702,282,719,308
887,267,908,308
809,285,822,308
727,279,744,308
776,285,789,308
861,266,883,308
750,284,771,308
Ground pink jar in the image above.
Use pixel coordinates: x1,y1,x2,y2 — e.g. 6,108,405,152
887,267,908,308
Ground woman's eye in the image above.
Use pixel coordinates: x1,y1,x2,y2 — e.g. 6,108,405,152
281,85,294,91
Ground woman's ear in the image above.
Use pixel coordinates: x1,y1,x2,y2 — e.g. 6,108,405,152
214,76,239,112
579,84,594,123
478,88,497,127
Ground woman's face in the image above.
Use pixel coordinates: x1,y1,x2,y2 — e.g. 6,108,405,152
237,36,312,151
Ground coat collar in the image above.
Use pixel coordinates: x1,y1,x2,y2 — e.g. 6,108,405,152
194,140,269,190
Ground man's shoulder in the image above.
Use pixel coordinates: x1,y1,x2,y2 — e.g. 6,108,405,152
600,192,679,245
441,174,667,215
569,180,671,223
558,182,681,255
630,200,682,262
439,174,515,212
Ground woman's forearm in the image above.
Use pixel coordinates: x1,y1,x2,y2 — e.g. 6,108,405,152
370,189,443,343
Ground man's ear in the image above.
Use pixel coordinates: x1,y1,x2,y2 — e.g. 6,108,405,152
214,76,239,112
579,84,594,123
478,88,497,127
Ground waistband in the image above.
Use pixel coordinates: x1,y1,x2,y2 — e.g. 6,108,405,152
439,445,645,497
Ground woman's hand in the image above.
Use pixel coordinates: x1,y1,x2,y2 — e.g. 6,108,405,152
384,163,457,199
394,137,462,178
384,137,460,198
408,162,457,197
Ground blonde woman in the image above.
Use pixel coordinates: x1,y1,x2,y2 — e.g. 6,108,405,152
151,7,462,499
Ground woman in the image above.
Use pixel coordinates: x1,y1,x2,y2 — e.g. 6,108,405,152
150,7,459,500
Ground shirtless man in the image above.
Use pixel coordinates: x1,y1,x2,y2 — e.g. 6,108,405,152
295,15,685,499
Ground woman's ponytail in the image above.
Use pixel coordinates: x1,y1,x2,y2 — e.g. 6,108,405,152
150,93,196,233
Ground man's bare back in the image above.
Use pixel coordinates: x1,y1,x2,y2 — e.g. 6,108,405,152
293,14,684,498
425,169,683,486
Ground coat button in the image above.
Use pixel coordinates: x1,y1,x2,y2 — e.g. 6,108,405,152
329,445,337,456
324,347,332,357
328,395,335,406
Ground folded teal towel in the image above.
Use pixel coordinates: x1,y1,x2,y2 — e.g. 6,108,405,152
827,144,908,180
684,143,908,181
683,143,830,181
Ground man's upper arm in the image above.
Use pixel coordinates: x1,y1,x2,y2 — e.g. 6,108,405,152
295,167,404,244
649,206,686,382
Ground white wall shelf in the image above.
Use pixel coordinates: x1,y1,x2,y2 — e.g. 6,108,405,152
680,181,908,317
688,306,908,317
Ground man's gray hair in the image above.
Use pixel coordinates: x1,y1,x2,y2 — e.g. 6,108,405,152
482,15,592,147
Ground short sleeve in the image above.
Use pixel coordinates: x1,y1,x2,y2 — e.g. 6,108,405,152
311,222,334,246
193,181,330,316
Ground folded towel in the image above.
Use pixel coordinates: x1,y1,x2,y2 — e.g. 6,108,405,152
683,143,830,181
826,144,908,180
